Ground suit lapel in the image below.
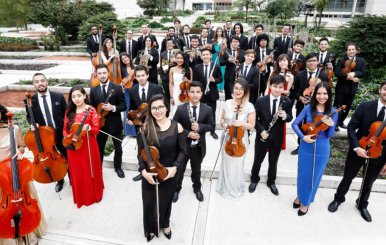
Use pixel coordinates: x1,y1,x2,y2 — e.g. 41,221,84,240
32,93,44,121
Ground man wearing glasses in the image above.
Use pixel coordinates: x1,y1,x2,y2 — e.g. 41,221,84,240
86,25,106,57
119,29,138,61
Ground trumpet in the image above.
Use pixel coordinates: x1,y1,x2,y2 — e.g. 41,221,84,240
183,46,201,57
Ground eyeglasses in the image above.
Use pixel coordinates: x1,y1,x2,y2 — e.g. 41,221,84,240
151,105,166,111
233,87,244,92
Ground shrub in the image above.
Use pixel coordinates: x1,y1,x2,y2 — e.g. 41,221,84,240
149,21,164,29
41,34,61,51
0,36,37,45
160,16,174,23
0,43,38,51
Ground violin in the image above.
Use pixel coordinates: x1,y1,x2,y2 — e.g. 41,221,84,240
62,108,91,151
327,56,334,89
128,103,148,126
290,58,303,77
178,68,190,103
257,48,277,73
139,126,168,181
108,25,122,85
97,90,115,128
225,105,246,157
122,69,135,89
0,112,41,239
23,93,67,183
359,120,386,159
302,105,346,139
90,24,103,87
303,68,322,101
342,57,356,75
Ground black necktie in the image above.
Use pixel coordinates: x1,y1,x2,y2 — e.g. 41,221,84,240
244,65,248,77
308,71,314,80
95,35,98,44
102,84,107,100
204,65,209,81
203,40,206,45
186,36,189,47
141,88,146,102
261,49,265,59
192,105,197,121
41,94,54,127
272,99,277,117
128,41,131,59
320,53,323,63
232,50,236,58
377,106,385,121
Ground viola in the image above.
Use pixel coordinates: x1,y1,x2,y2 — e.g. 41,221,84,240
302,105,346,139
128,103,148,126
23,93,67,183
178,68,190,103
90,25,103,87
225,105,246,157
62,108,91,151
303,68,322,101
359,120,386,159
0,112,41,239
97,90,115,128
342,58,356,75
139,126,168,181
108,25,122,85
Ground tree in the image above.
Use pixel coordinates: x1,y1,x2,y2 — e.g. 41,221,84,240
78,12,125,41
266,0,299,23
234,0,255,22
312,0,330,27
0,0,33,28
137,0,157,17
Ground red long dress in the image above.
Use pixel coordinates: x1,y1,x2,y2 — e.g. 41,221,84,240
268,82,288,150
63,107,104,208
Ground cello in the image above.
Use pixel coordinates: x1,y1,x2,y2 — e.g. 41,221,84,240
108,25,122,85
224,105,246,157
97,90,115,128
90,24,103,87
62,108,91,151
24,93,67,183
0,112,41,239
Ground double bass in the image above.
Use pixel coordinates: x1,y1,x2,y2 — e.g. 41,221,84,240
24,93,67,183
108,25,122,85
178,68,190,103
62,108,91,151
225,105,246,157
0,112,41,239
90,24,103,87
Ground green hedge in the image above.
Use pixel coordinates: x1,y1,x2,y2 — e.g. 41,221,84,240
0,36,37,45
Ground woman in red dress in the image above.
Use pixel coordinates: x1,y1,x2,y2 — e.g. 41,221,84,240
265,54,294,150
63,86,104,208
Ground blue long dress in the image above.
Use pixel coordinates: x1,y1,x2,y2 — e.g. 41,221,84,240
212,41,225,91
291,105,338,206
121,66,137,137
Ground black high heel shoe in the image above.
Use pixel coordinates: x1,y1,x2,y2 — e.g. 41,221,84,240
298,206,309,216
146,233,155,242
293,200,301,209
163,230,172,240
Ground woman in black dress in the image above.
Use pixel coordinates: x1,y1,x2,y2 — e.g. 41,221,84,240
137,94,186,242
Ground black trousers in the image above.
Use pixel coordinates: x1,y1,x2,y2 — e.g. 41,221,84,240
259,73,269,97
162,80,170,102
175,146,203,193
97,128,123,168
334,92,355,125
251,137,282,185
224,79,234,100
335,148,385,208
295,103,305,146
202,94,216,133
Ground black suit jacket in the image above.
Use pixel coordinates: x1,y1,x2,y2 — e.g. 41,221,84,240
273,36,291,59
317,51,335,68
25,91,67,139
255,95,293,147
129,83,164,111
90,82,126,134
119,39,139,60
180,34,191,49
137,34,159,50
224,29,235,47
236,35,249,51
239,64,260,104
248,36,259,50
159,50,172,81
253,47,273,75
86,34,106,56
199,38,213,46
135,48,159,84
334,55,366,94
188,48,203,70
173,103,214,157
193,62,222,101
220,48,245,82
161,36,181,53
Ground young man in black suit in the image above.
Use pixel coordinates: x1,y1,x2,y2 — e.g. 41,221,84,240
90,64,126,178
180,24,191,50
317,37,335,69
333,43,366,130
193,48,222,140
273,25,291,60
119,29,138,61
224,20,235,48
187,35,203,69
135,36,159,84
291,52,328,155
86,25,106,58
160,26,180,53
233,23,248,51
288,39,305,66
239,49,260,104
253,33,274,97
173,81,214,202
328,81,386,222
220,36,245,100
248,24,264,49
204,19,215,40
200,28,213,48
137,24,159,51
160,39,177,101
26,73,68,192
249,75,293,195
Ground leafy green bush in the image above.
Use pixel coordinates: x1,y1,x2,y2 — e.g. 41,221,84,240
309,27,332,37
0,36,37,45
160,16,174,23
0,43,38,51
13,111,29,135
127,17,150,29
41,34,61,51
149,21,164,29
195,16,206,26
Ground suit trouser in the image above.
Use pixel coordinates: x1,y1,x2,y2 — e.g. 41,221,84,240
251,137,282,185
175,146,203,193
202,94,216,133
162,79,170,102
334,148,385,208
334,92,355,125
97,128,123,168
295,103,305,146
224,79,234,100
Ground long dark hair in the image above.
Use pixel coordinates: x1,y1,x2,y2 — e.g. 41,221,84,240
213,26,224,43
0,104,8,124
103,38,113,58
144,94,170,145
310,82,332,119
175,51,191,79
120,52,134,78
66,86,90,132
272,54,290,76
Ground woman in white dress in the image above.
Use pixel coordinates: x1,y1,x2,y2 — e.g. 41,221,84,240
217,78,256,199
169,51,192,117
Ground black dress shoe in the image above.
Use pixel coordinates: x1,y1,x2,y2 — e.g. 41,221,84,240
339,123,347,129
328,200,341,213
172,192,179,203
195,190,204,202
210,132,218,140
298,207,309,216
357,206,372,222
268,184,279,196
248,182,257,193
115,167,125,178
55,179,64,192
146,233,155,242
133,173,143,181
293,200,301,209
335,127,340,132
290,147,299,155
163,230,172,240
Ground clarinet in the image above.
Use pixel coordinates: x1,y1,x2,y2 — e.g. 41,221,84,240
260,98,287,142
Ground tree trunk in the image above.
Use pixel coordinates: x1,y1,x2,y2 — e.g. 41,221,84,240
173,0,177,17
304,14,308,28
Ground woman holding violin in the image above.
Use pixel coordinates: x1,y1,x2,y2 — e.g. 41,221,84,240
137,94,186,242
292,82,338,216
63,86,104,208
121,52,137,137
217,78,255,199
211,27,226,92
100,38,120,83
169,51,192,117
0,104,47,244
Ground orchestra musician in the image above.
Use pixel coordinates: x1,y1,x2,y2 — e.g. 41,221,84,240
239,49,260,104
180,24,191,50
119,29,138,62
186,35,203,70
204,19,215,40
248,24,264,50
253,33,274,97
224,20,235,48
86,25,105,58
160,39,177,101
233,23,248,51
160,27,180,53
273,24,292,60
288,39,305,71
135,36,160,84
199,28,213,48
137,24,159,51
211,26,227,92
174,19,182,38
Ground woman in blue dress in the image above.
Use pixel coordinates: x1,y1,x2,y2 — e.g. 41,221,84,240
120,52,137,137
292,82,338,216
211,27,226,92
